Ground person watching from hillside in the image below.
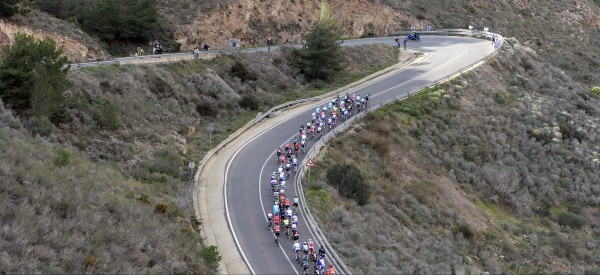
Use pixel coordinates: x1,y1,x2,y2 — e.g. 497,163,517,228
203,43,210,52
267,39,273,51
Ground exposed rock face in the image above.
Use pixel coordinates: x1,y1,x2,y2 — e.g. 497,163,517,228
0,16,110,62
174,0,425,50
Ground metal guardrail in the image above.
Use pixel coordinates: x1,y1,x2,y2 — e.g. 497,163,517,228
293,32,504,274
70,46,269,70
251,98,320,125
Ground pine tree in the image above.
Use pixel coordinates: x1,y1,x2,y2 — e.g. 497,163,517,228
0,33,71,121
294,1,344,81
0,0,22,18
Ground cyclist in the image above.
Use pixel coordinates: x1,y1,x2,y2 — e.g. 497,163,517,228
292,157,298,172
273,213,280,226
293,240,301,261
312,251,319,269
267,211,273,228
283,217,290,237
293,195,299,210
301,258,309,274
276,147,282,158
286,207,293,219
308,239,314,255
292,212,298,224
291,222,298,232
279,154,286,167
317,257,325,272
292,228,300,241
273,203,280,216
319,245,326,259
309,124,315,138
302,242,309,255
328,265,336,275
273,224,280,243
300,139,306,153
285,161,292,178
284,198,292,209
280,180,286,190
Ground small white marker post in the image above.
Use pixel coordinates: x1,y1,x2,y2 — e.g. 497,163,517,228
188,161,195,184
207,123,215,147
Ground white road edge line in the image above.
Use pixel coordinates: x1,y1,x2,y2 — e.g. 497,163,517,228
224,155,257,274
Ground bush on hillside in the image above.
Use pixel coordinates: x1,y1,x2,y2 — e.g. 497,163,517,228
326,163,371,205
590,86,600,97
0,32,71,122
0,0,24,18
33,0,159,43
91,98,121,130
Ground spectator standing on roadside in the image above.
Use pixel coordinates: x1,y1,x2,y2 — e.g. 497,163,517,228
193,47,200,59
203,43,210,52
394,37,400,47
267,39,273,51
403,38,408,50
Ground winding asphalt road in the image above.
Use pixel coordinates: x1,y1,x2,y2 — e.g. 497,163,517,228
224,36,495,274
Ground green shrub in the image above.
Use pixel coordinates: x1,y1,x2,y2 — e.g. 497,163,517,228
30,115,54,136
91,98,120,130
85,255,100,271
326,163,371,205
238,94,260,110
54,148,70,166
148,146,182,178
154,202,169,214
557,211,585,229
0,32,71,121
0,0,22,18
590,86,600,98
199,245,222,271
456,223,475,240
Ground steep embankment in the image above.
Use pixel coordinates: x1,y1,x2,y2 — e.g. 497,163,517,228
167,0,425,49
0,10,109,62
0,43,400,273
306,42,600,274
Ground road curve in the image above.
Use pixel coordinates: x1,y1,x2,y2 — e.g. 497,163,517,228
225,36,495,274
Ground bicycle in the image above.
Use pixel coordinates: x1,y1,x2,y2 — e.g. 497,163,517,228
274,234,279,245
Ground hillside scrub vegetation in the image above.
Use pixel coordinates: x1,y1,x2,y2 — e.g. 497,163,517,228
0,102,211,273
306,43,600,273
0,43,401,272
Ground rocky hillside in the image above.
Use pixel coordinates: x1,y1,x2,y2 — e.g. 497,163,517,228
164,0,599,85
0,10,109,62
170,0,423,49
